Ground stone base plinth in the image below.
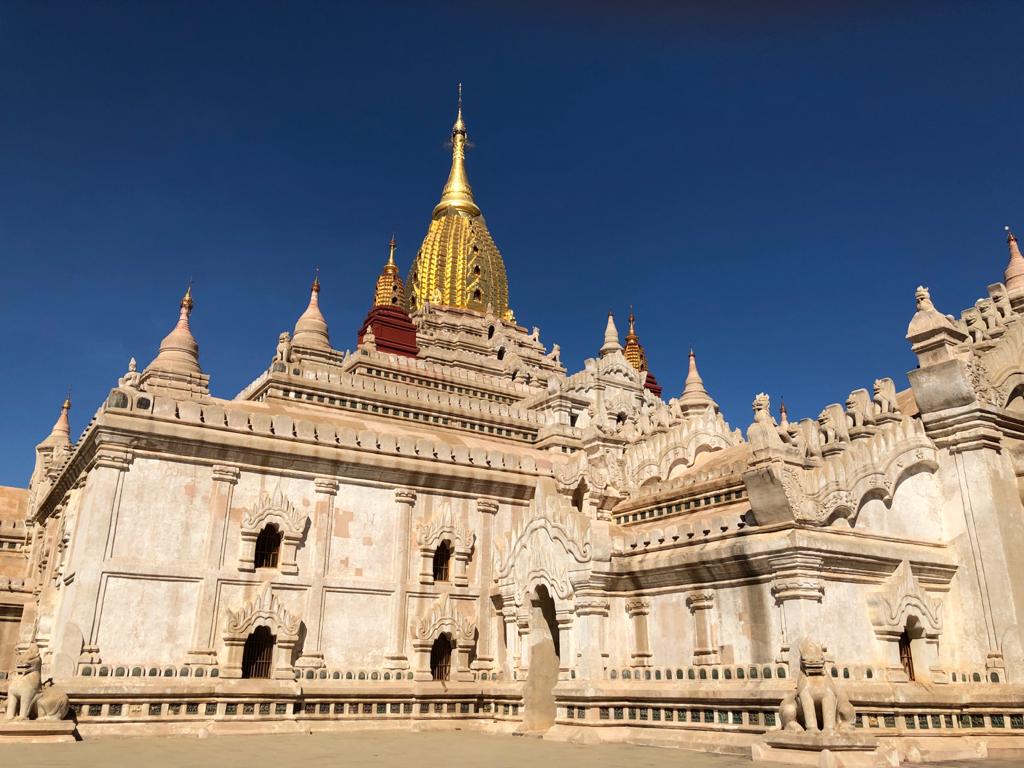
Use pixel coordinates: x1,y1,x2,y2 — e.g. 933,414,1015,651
755,731,879,767
0,719,78,743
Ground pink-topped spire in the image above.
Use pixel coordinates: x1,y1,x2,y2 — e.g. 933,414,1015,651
146,284,202,375
1005,226,1024,294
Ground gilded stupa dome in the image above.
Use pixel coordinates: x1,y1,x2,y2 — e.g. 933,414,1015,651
404,87,513,322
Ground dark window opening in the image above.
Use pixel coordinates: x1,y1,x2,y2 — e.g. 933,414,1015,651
432,542,451,583
430,634,453,681
241,626,275,679
572,479,588,514
899,629,915,681
497,347,506,361
254,524,281,569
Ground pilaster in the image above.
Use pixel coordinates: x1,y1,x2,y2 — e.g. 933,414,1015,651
625,597,652,668
295,476,338,671
385,488,417,671
471,497,499,670
686,589,721,666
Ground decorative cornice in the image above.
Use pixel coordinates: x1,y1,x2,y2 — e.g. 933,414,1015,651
476,497,500,515
93,446,134,472
211,464,240,485
686,590,715,613
624,597,651,618
314,477,340,496
395,488,418,507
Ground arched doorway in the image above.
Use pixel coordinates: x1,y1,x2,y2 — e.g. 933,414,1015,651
430,633,453,681
241,626,275,679
523,584,560,731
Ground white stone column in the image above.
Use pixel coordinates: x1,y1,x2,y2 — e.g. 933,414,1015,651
625,598,652,668
501,604,519,678
472,497,499,670
188,464,239,666
686,590,721,666
295,477,337,670
555,607,575,680
574,595,609,679
769,554,824,666
386,488,417,671
516,608,531,679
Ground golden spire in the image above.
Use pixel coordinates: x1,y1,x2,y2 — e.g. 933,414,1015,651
374,235,405,307
405,86,512,321
433,83,481,218
623,307,649,372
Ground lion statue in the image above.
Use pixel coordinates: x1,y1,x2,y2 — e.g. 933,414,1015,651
5,642,70,721
779,638,855,734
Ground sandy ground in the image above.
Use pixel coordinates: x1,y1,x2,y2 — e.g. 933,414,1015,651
2,730,1020,768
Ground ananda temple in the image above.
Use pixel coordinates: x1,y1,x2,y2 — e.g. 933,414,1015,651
3,93,1024,764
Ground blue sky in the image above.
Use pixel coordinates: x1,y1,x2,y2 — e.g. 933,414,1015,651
1,2,1022,486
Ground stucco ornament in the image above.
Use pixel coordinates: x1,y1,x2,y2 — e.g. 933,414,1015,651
779,638,855,734
410,593,475,646
867,560,942,638
226,584,301,642
494,497,592,602
243,484,307,537
5,642,70,721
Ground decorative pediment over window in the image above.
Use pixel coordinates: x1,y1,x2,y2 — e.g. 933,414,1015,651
238,483,308,575
243,485,308,538
416,506,474,552
410,593,476,646
225,584,301,643
868,561,942,639
416,506,475,587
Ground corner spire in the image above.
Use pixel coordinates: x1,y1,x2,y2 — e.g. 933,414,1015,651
374,236,405,307
623,307,647,371
43,393,72,446
600,312,622,357
1005,225,1024,294
678,348,716,415
433,83,481,218
146,283,202,375
293,271,331,349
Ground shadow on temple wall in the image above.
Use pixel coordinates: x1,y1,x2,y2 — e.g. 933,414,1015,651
521,584,559,732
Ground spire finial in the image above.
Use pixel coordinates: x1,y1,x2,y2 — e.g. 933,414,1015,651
64,386,71,411
433,84,479,217
181,279,194,314
312,266,320,292
600,312,622,357
1005,224,1024,293
387,235,397,266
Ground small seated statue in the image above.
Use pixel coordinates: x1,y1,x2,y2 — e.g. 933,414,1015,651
779,638,855,734
5,642,70,722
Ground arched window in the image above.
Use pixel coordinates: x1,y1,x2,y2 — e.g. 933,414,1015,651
487,325,495,339
241,626,275,679
899,629,915,681
432,541,451,583
254,524,281,569
430,634,453,681
497,347,506,361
